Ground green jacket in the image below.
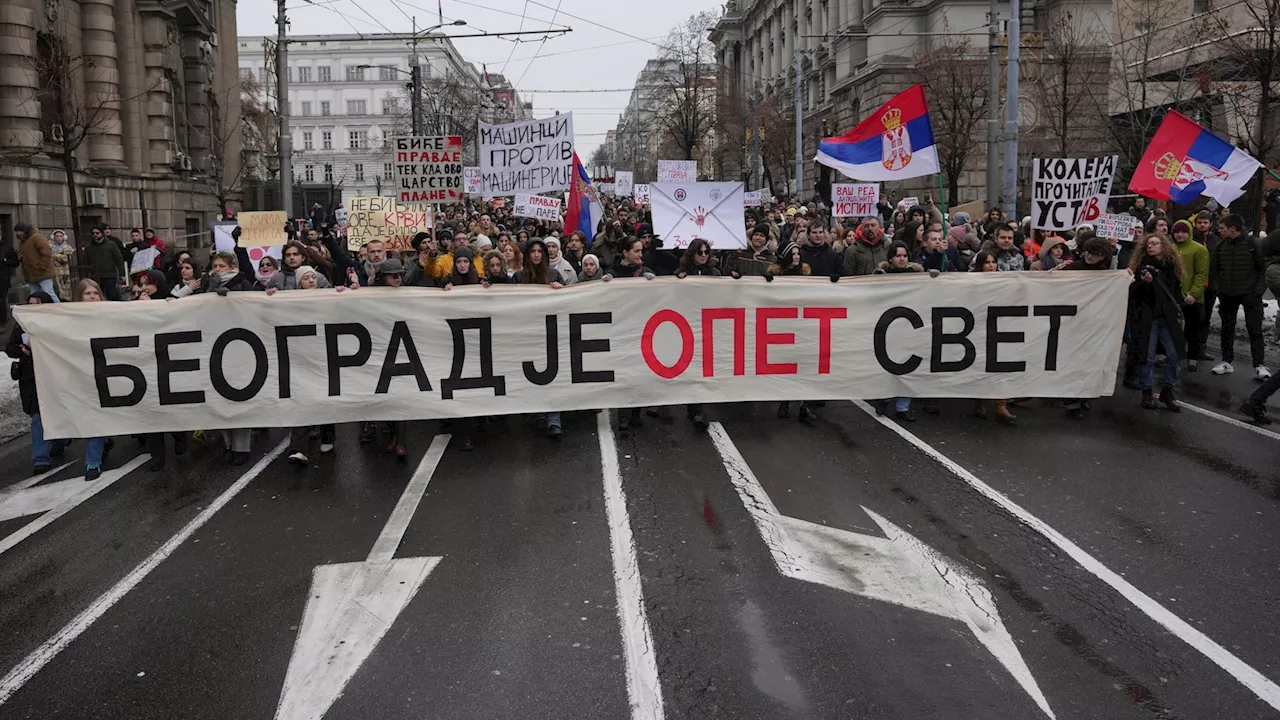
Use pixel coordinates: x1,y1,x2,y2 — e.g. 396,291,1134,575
1174,238,1209,303
842,236,887,276
83,238,124,279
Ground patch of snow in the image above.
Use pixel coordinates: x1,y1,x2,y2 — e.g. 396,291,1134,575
0,351,27,443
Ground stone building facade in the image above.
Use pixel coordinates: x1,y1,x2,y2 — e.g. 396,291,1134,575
0,0,243,256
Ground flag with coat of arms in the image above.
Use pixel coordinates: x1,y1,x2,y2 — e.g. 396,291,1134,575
1128,110,1262,207
814,84,939,181
564,151,604,245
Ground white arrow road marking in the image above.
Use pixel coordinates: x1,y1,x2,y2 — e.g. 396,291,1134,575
275,434,450,720
0,439,289,705
0,461,74,499
597,412,665,720
707,422,1055,720
0,455,150,558
853,399,1280,713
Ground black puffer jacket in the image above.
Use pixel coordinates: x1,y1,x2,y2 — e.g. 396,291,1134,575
6,323,36,416
1209,232,1265,296
1129,258,1187,364
800,243,843,278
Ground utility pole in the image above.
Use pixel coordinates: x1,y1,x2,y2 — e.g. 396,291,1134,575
276,0,292,217
986,0,1001,212
751,87,761,192
1002,0,1021,218
794,48,803,201
409,18,424,135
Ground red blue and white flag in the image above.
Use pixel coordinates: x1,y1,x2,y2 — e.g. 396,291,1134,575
815,84,938,181
564,151,603,245
1129,110,1262,207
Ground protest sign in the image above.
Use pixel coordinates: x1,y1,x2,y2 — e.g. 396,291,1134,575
17,272,1129,439
1094,212,1142,241
393,136,463,204
514,193,563,221
213,222,238,254
949,199,985,222
616,171,634,197
651,182,747,249
600,183,616,196
657,160,698,184
236,211,288,247
464,167,482,196
478,114,574,195
129,248,159,275
901,197,920,210
346,196,433,251
634,184,651,204
832,184,880,217
744,191,762,207
1032,156,1117,231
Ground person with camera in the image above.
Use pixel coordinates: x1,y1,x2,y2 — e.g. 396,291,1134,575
1129,234,1186,411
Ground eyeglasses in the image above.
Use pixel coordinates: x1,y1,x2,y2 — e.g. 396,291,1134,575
695,249,709,256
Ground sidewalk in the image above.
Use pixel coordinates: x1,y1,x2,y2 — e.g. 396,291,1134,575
0,351,26,443
1206,295,1280,370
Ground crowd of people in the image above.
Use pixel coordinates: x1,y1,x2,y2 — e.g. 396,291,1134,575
4,189,1279,478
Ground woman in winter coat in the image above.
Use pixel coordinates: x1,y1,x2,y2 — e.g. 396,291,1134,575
49,230,75,301
604,237,657,431
577,253,605,283
442,247,486,451
514,238,567,438
9,290,110,478
204,253,256,462
483,251,512,284
967,253,1018,424
868,242,926,422
1128,233,1187,411
676,239,724,432
767,240,810,278
1030,236,1074,271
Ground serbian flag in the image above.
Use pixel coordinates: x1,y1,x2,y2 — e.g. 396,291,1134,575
1129,110,1262,207
564,151,603,245
815,84,938,181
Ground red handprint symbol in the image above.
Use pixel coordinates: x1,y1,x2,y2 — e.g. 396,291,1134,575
692,205,708,230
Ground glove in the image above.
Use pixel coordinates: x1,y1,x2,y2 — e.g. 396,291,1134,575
764,273,774,282
929,269,940,278
602,273,613,282
643,272,655,280
216,287,230,296
829,273,840,283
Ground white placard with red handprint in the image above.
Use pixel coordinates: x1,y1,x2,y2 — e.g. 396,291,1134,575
650,182,746,250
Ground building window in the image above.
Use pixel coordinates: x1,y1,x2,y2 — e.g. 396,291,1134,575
379,65,398,81
383,162,394,179
304,164,314,182
301,101,312,116
303,131,313,150
298,66,312,83
1134,20,1153,35
355,164,365,181
381,98,394,115
346,100,367,115
239,67,253,80
1192,0,1211,12
345,65,365,82
349,130,368,149
287,67,293,82
324,164,333,183
322,130,332,149
320,101,331,116
318,66,331,82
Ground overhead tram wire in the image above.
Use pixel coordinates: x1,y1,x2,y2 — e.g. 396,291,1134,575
397,0,570,29
299,0,371,37
515,0,565,87
499,0,531,75
475,37,661,65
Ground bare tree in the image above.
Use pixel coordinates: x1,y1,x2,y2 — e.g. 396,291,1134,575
1030,11,1112,159
589,143,613,171
190,76,272,216
420,72,487,166
914,32,990,205
653,11,719,162
757,94,795,197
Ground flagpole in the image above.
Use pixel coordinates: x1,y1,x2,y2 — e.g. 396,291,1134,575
936,173,949,233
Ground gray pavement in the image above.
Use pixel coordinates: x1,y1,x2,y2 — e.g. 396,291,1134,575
0,371,1277,720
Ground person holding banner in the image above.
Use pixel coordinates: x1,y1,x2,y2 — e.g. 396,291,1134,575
1128,234,1186,411
545,238,578,285
871,243,925,422
405,232,452,288
676,239,725,432
604,237,656,433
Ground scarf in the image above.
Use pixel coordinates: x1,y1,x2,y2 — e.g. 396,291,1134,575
255,268,276,286
214,269,239,286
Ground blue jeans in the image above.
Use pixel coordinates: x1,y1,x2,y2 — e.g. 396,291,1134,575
544,412,561,429
28,278,59,302
31,413,105,470
1140,319,1179,391
894,398,911,413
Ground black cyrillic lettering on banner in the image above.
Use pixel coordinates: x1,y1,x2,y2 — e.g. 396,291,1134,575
211,329,269,402
441,318,506,399
874,308,923,375
92,336,146,408
325,323,373,396
377,321,432,394
155,331,206,405
569,312,614,384
986,306,1029,373
1034,305,1077,371
523,315,559,386
929,307,976,373
275,325,318,398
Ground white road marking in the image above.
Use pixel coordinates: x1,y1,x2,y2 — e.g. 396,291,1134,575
0,455,150,558
708,422,1054,719
1180,401,1280,441
852,400,1280,713
0,479,99,523
0,439,288,705
597,412,665,720
275,435,450,720
0,462,74,499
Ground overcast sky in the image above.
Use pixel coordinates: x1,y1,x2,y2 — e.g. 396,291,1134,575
238,0,724,159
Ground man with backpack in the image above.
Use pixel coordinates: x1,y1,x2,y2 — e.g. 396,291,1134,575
1209,214,1270,380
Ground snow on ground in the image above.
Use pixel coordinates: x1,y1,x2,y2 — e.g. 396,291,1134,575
0,351,26,444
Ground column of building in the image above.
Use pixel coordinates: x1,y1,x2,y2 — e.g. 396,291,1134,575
81,0,127,168
0,2,44,158
140,12,176,173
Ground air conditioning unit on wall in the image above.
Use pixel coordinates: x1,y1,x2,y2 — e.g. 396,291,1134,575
85,187,107,206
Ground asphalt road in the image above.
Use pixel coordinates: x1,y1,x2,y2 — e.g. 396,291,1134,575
0,370,1276,720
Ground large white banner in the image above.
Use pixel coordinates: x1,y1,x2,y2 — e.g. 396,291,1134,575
1032,156,1117,231
17,274,1128,439
616,171,634,197
657,160,698,184
513,193,563,221
478,114,575,196
651,182,747,249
